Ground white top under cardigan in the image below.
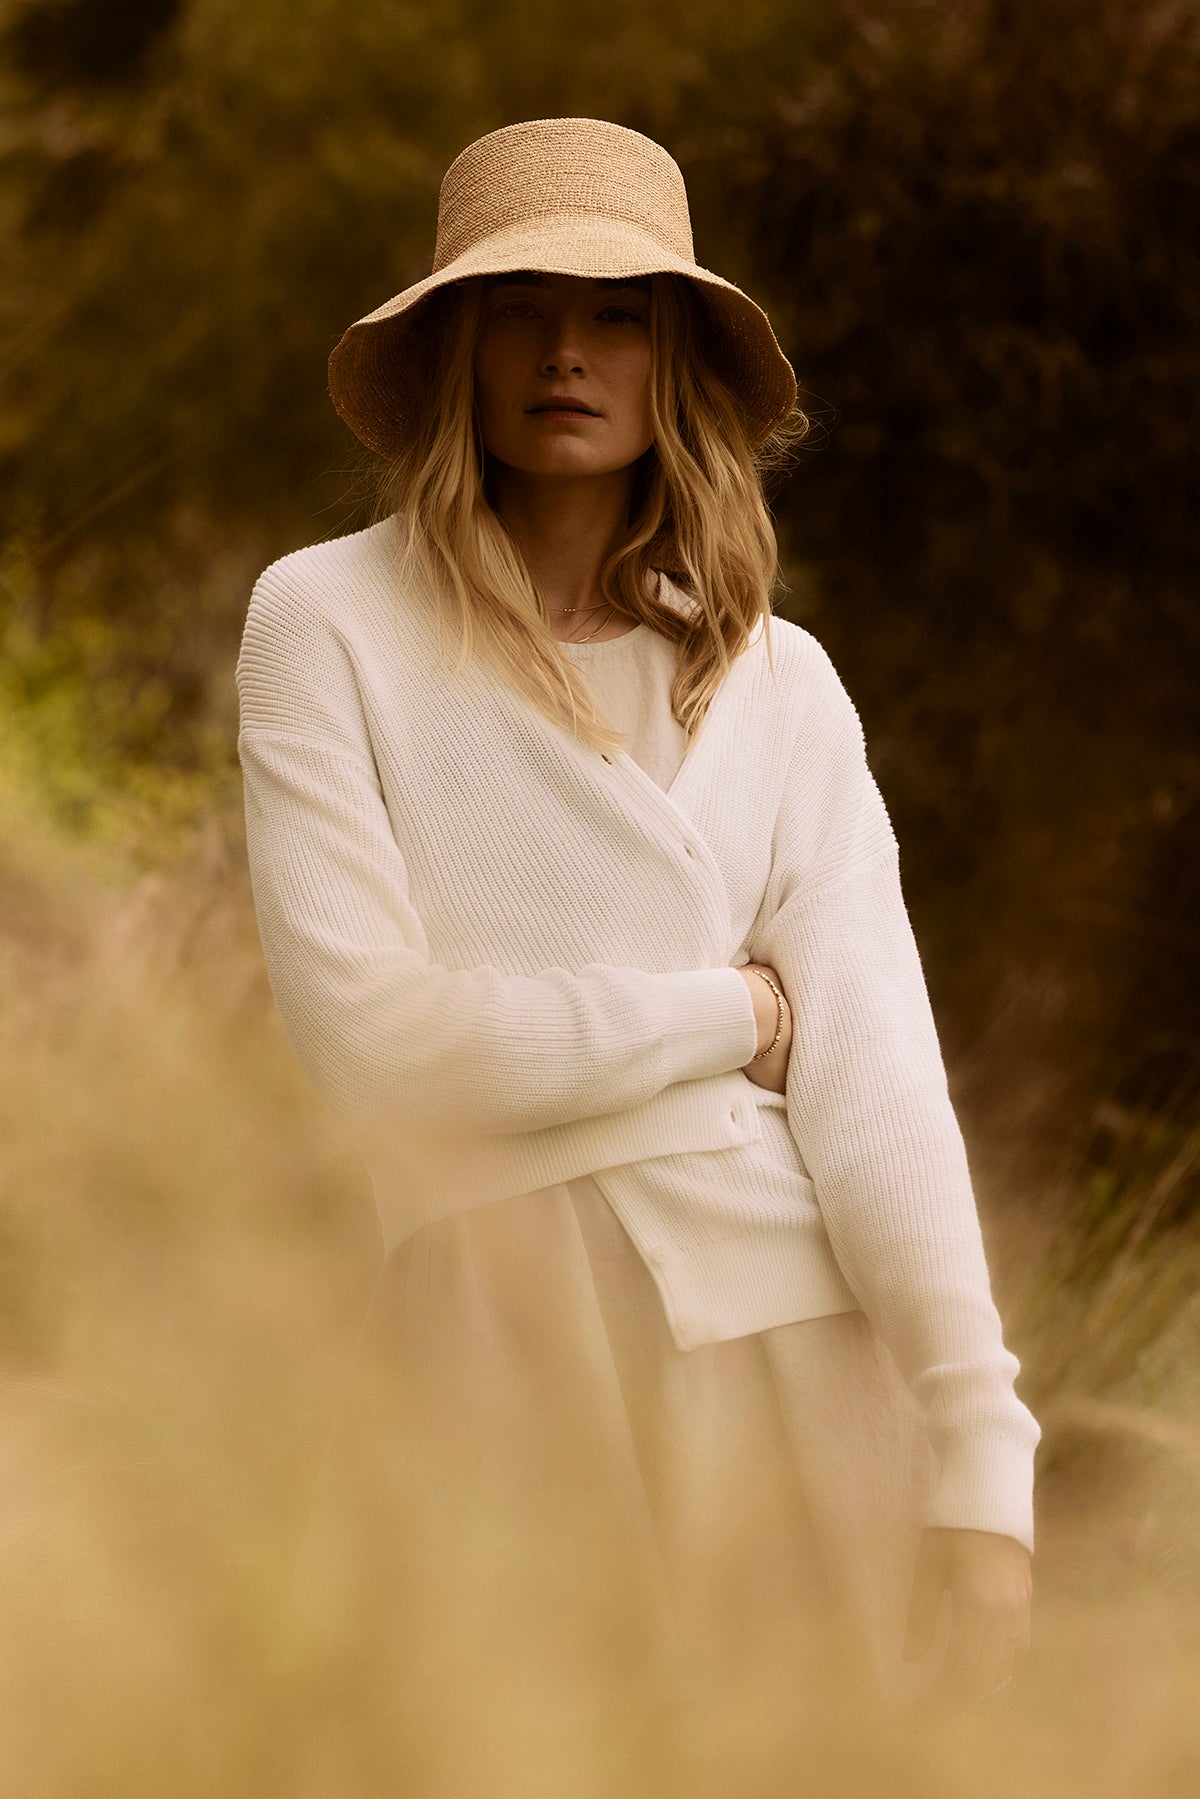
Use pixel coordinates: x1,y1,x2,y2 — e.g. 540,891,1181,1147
235,517,1041,1550
559,621,691,792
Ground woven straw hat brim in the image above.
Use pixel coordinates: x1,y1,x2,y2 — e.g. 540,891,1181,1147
327,218,798,456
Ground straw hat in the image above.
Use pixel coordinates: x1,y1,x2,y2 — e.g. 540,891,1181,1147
327,116,797,456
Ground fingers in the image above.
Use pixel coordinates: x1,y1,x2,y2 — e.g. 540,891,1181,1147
902,1533,945,1662
907,1529,1033,1705
974,1577,1033,1697
972,1622,1026,1698
939,1582,992,1697
941,1584,1031,1702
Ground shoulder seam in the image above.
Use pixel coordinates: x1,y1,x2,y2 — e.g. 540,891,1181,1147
237,726,378,768
777,835,901,912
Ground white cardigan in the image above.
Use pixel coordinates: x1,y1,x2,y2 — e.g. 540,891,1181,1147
235,517,1041,1551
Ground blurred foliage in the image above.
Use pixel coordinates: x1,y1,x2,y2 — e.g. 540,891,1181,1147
1,0,1198,1191
0,749,1197,1794
0,533,241,859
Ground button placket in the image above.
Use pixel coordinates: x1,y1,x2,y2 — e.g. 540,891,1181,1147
598,747,736,953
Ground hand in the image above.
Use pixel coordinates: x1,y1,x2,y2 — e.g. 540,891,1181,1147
903,1526,1032,1705
737,962,793,1095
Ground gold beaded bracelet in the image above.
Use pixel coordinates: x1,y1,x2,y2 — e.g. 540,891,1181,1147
745,966,785,1061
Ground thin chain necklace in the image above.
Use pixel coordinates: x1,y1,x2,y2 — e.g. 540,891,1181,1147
550,599,617,644
565,604,616,643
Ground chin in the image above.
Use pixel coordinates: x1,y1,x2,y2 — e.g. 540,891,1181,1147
504,450,625,479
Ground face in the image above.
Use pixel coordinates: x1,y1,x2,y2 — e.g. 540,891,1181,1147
472,271,655,481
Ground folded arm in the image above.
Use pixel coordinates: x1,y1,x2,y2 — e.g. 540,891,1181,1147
235,572,758,1135
751,641,1041,1550
238,729,758,1131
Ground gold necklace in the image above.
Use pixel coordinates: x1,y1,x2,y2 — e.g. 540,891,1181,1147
563,602,615,643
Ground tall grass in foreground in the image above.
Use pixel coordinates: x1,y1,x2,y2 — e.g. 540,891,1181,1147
0,767,1197,1799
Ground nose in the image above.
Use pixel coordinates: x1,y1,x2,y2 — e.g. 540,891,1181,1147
538,310,585,377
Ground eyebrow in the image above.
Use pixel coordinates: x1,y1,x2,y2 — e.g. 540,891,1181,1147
484,271,652,293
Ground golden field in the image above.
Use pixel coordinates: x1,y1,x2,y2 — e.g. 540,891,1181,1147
0,754,1196,1797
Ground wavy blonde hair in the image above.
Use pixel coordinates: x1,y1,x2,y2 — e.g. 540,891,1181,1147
369,272,809,753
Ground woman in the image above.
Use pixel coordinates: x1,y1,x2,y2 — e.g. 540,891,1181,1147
237,118,1039,1755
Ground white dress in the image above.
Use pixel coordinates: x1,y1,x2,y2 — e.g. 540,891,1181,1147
307,620,943,1768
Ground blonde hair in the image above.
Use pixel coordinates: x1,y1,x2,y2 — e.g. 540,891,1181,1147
369,273,809,753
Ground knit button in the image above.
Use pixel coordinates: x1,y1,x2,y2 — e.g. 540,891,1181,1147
646,1244,669,1268
600,752,613,763
683,842,696,857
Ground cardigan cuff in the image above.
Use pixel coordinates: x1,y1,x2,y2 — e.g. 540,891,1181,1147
923,1426,1040,1555
641,965,761,1088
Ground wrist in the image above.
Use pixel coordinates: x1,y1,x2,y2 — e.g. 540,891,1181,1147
744,966,785,1060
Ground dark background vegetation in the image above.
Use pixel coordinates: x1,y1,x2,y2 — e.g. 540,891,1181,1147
2,0,1197,1222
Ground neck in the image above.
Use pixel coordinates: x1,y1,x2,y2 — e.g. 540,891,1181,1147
488,464,635,621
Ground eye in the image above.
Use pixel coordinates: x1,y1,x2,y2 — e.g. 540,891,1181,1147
598,306,644,323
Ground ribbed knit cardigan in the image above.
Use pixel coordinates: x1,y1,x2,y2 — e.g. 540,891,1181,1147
235,517,1041,1552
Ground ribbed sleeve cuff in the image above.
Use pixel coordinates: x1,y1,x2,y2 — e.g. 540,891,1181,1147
642,965,761,1087
924,1428,1040,1555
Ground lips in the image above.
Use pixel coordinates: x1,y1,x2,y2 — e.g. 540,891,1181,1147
528,399,598,415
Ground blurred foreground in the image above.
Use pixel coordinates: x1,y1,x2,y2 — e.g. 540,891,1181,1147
0,760,1197,1797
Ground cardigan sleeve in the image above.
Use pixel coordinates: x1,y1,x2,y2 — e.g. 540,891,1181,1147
235,575,759,1135
750,639,1042,1551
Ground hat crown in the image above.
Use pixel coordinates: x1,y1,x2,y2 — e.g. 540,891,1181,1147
433,117,696,272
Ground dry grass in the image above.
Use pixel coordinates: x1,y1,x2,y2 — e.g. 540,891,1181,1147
1,767,1197,1799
